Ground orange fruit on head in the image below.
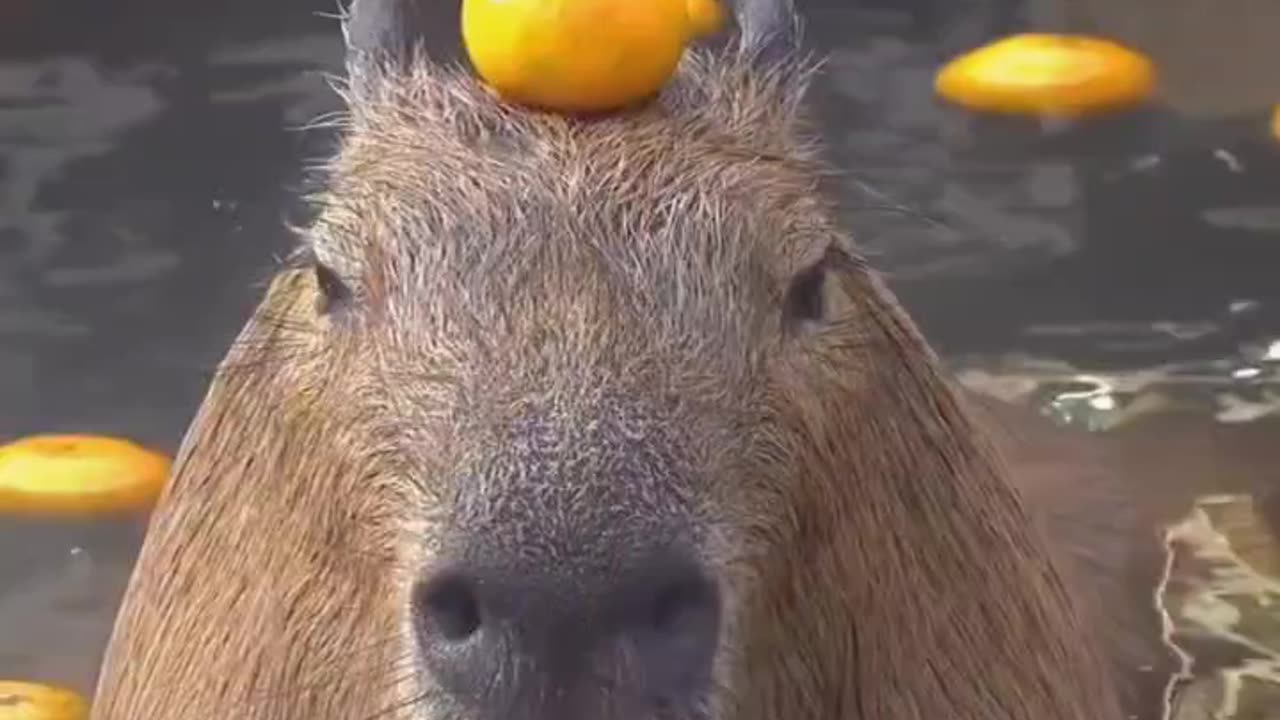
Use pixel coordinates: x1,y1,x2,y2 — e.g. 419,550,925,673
0,434,171,517
461,0,726,113
934,33,1157,118
0,681,89,720
685,0,726,39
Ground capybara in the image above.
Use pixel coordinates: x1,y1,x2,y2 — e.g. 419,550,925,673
91,1,1186,719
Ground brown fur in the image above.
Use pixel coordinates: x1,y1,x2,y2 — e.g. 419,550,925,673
92,26,1179,720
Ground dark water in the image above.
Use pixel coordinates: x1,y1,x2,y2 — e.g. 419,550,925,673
1,0,1278,716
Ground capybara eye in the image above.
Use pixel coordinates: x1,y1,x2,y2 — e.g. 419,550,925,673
782,257,830,329
313,260,353,316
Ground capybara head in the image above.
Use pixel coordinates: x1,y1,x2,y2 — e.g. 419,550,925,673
92,1,1127,719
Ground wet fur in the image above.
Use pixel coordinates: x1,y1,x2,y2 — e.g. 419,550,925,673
93,17,1179,720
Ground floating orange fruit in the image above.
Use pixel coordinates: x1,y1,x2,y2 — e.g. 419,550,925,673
934,33,1157,118
0,434,171,517
0,681,89,720
462,0,726,113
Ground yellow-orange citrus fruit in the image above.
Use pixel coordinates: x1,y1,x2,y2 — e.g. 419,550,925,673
935,33,1156,118
0,434,171,517
462,0,725,113
685,0,725,39
0,681,90,720
1270,104,1280,142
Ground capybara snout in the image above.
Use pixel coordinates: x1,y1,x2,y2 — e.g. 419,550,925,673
409,407,722,720
412,552,721,720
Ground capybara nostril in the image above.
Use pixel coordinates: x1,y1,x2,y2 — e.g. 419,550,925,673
622,561,722,694
413,571,483,643
628,560,720,654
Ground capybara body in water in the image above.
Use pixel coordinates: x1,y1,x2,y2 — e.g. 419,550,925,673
92,1,1183,719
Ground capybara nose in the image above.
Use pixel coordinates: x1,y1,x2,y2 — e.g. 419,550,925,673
412,550,721,707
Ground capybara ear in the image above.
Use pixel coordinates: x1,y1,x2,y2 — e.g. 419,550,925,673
343,0,463,74
731,0,801,65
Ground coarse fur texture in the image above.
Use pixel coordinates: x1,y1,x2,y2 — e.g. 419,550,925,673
91,3,1180,720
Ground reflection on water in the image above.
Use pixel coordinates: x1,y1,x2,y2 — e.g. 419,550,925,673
1,0,1278,717
956,326,1280,430
1166,496,1280,720
960,343,1280,719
